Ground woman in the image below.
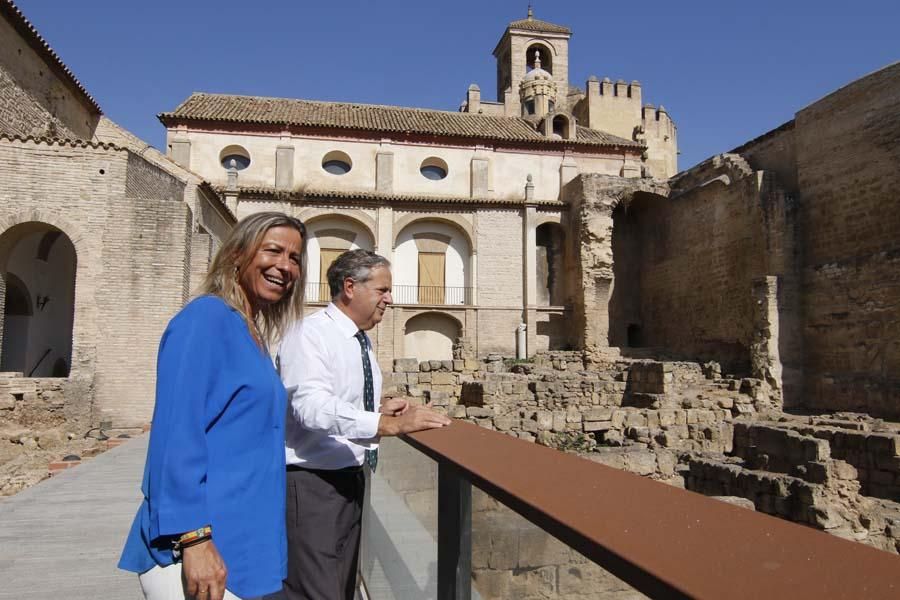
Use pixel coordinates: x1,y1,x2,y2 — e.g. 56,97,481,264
119,212,308,600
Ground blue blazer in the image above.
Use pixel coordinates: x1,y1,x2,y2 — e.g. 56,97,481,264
119,296,287,598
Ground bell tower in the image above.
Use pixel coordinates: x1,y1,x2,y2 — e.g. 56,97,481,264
492,7,571,116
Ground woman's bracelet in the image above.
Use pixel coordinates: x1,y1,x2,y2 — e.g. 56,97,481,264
173,525,212,550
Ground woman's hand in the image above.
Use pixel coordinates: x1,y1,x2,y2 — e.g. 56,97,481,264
182,539,227,600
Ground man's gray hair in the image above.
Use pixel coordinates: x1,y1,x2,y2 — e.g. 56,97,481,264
327,249,391,298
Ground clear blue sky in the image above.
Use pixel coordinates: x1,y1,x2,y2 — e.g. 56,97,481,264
15,0,899,170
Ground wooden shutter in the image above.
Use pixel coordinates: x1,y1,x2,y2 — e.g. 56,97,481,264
418,252,445,304
319,248,344,300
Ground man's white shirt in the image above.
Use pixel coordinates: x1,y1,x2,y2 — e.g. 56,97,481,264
279,303,382,470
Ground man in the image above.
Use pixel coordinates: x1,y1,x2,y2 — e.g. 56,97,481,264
278,249,451,600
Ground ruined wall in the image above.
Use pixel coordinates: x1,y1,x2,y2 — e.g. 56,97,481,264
794,63,900,418
639,156,795,376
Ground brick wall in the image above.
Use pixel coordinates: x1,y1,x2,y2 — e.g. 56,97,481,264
0,16,97,140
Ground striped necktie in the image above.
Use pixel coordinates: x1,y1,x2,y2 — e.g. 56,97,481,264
354,330,378,472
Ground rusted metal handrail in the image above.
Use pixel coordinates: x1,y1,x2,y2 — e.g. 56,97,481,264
403,419,900,599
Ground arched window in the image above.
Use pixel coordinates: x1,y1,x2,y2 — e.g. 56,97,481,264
525,44,552,74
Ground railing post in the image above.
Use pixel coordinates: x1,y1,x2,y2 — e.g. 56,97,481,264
437,463,471,600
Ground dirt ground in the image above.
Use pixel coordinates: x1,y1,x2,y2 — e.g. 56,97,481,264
0,425,114,496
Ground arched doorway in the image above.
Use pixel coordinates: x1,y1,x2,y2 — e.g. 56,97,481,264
536,222,565,306
403,312,461,362
305,216,376,302
394,219,472,305
0,223,76,377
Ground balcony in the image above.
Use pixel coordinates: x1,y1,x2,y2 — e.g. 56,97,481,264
360,419,900,599
305,282,473,306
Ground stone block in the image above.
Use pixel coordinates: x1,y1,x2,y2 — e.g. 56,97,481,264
419,361,431,372
536,410,553,430
584,407,613,421
584,421,612,433
452,359,464,372
449,405,467,418
440,360,453,372
493,415,519,431
394,358,419,372
432,372,456,386
429,360,443,371
466,406,492,418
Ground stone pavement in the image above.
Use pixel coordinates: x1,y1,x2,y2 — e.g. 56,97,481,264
0,435,147,599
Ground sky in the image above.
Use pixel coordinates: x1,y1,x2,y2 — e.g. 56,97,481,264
15,0,900,170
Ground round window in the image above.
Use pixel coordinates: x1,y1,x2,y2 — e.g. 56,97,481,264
323,160,351,175
322,151,353,175
219,144,251,171
220,154,250,170
420,157,448,180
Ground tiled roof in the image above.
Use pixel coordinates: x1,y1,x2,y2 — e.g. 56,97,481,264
160,93,640,149
507,17,571,34
0,0,101,114
222,185,566,208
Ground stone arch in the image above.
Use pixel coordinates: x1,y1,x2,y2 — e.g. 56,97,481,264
0,220,78,376
393,217,474,304
297,208,377,245
392,213,475,253
401,311,463,362
301,212,378,302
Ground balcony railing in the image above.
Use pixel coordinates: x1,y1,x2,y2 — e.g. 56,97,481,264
305,282,473,305
362,419,900,599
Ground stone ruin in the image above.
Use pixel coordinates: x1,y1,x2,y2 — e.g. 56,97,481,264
384,350,900,598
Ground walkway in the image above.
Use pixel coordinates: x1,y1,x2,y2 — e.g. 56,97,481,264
0,435,147,599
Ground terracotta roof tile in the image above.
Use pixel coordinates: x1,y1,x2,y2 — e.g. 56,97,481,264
507,17,571,34
160,93,640,149
0,0,101,114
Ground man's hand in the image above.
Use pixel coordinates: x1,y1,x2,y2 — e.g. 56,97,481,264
380,397,409,416
182,539,227,600
377,402,452,436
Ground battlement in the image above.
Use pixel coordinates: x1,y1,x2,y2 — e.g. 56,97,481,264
586,76,643,102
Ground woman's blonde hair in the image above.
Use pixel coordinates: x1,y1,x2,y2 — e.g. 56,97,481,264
198,212,307,347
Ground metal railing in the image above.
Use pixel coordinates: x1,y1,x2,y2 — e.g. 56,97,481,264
363,419,900,599
305,282,473,305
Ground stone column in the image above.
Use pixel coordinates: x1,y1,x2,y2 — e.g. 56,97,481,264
751,276,783,401
523,176,538,357
375,206,393,260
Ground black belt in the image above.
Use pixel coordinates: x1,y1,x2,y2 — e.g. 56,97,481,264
286,464,362,473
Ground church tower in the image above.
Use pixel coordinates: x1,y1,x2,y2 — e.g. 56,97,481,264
492,7,572,117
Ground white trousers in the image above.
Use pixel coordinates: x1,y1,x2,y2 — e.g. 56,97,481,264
139,563,262,600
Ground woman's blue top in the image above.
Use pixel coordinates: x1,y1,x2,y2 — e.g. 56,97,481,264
118,295,287,598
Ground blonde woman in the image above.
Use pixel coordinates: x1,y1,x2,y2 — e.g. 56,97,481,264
119,212,307,600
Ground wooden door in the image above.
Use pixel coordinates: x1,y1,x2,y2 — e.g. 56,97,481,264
418,252,445,304
319,248,344,300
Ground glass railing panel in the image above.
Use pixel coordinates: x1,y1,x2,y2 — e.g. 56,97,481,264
361,436,440,599
470,487,645,600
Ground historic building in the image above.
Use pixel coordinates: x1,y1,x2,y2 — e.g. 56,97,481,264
159,9,678,367
0,0,896,430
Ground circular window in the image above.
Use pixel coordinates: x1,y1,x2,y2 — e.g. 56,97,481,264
219,145,251,171
322,151,352,175
420,157,448,181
